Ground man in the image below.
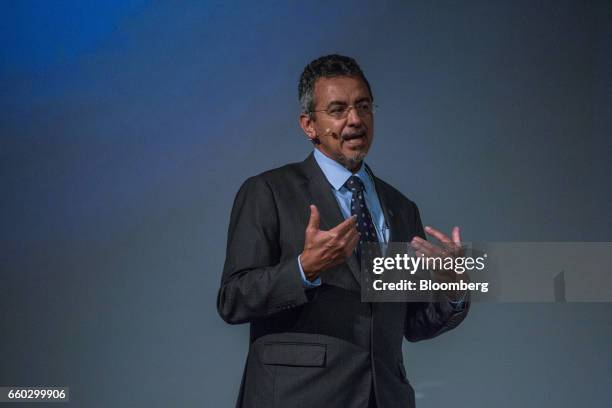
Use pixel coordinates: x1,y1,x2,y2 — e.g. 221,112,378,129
217,54,469,408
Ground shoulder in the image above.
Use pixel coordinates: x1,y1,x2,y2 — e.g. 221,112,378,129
236,159,307,196
256,160,307,185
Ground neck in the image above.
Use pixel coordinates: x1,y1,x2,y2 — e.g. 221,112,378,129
346,161,362,173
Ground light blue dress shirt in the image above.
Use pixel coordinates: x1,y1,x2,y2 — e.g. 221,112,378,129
298,149,388,288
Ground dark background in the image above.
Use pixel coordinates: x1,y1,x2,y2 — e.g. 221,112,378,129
1,1,611,406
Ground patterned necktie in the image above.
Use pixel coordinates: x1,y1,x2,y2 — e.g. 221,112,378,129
345,176,379,256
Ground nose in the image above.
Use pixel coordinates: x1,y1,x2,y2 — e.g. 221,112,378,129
346,106,364,127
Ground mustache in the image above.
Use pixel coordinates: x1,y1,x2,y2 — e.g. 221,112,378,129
342,129,366,140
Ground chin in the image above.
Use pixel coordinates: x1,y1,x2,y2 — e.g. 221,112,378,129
336,150,368,171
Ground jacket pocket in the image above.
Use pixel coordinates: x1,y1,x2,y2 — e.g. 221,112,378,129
262,342,326,367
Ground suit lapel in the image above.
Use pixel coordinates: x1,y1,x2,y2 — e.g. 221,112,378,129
366,164,401,243
301,153,362,286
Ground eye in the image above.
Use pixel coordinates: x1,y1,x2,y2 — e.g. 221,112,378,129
328,105,347,115
357,101,372,112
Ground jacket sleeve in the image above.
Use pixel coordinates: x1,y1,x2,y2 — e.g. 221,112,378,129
404,294,470,342
217,176,309,324
403,203,470,341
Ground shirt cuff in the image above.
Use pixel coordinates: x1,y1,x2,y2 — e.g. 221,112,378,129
298,254,321,289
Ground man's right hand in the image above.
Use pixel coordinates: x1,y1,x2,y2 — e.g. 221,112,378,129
300,205,360,282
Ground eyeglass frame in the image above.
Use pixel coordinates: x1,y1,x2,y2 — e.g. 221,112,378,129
309,100,378,119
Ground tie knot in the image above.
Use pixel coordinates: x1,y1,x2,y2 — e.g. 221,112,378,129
345,175,365,193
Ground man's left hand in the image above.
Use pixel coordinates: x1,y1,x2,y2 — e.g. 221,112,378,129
410,226,467,301
410,226,463,260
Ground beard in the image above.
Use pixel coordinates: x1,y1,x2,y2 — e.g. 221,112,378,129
334,149,367,172
336,129,369,170
317,127,371,171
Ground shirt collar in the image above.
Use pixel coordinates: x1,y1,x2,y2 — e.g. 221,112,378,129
313,148,370,192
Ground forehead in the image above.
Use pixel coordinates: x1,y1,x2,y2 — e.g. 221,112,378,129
313,76,370,105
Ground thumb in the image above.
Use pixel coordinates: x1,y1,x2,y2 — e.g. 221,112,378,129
452,226,461,245
306,204,320,233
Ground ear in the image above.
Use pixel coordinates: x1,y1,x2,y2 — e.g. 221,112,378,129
299,112,317,143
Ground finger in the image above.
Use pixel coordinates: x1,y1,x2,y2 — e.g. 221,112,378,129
340,222,358,239
410,240,434,256
411,237,444,257
331,230,358,257
331,215,357,235
424,226,458,254
452,226,461,245
306,205,320,232
424,226,451,244
338,220,360,241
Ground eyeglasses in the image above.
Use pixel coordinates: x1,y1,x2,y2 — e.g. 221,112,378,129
310,101,377,119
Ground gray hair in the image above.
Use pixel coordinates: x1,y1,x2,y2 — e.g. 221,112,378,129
298,54,373,115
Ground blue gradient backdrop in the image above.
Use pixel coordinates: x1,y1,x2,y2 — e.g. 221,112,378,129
1,1,611,407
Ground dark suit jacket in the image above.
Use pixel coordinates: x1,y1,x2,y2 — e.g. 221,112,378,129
217,153,469,408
